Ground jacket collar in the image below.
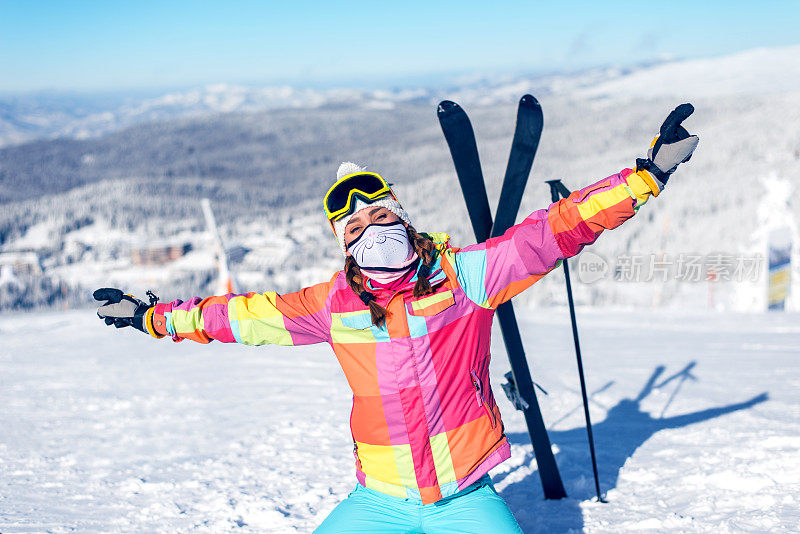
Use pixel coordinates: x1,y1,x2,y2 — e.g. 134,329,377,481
365,254,447,299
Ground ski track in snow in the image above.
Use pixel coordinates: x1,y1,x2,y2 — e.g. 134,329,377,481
1,308,798,533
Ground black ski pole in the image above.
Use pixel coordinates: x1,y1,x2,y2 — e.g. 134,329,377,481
546,179,606,503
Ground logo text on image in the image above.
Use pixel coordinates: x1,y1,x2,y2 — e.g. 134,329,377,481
577,251,609,284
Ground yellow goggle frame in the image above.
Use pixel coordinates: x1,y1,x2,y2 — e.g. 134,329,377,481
323,171,393,221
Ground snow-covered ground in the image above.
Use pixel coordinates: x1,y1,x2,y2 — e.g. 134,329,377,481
1,307,797,533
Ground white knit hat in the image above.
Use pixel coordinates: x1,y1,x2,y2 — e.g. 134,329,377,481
331,162,411,254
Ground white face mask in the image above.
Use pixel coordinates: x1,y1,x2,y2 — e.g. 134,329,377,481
348,222,413,270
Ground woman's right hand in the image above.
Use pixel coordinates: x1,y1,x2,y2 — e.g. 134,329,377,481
94,287,157,335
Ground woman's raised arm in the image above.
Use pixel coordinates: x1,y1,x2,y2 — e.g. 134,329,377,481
95,278,335,346
446,104,699,309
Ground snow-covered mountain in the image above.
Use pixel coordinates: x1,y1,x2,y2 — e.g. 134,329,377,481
0,84,430,148
3,44,798,149
1,44,799,312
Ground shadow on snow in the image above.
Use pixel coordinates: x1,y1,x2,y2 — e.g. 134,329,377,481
494,362,768,533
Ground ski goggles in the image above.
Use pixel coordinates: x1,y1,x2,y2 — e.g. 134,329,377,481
323,172,393,221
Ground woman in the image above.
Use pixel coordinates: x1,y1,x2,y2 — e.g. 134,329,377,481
95,104,698,533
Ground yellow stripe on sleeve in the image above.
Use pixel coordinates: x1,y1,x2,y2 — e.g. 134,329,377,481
576,183,633,222
231,292,293,345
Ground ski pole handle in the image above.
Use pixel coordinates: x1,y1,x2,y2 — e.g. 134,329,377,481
545,179,571,202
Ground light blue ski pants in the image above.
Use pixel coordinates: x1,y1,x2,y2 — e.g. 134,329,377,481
314,475,524,533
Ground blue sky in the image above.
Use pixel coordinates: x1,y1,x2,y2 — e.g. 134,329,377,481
1,0,798,93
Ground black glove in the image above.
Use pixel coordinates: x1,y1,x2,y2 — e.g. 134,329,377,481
94,288,156,334
636,103,699,187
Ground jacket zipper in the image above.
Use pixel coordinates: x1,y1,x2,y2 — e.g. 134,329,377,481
352,439,362,470
470,370,497,428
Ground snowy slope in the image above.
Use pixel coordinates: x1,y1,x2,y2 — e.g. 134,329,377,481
1,308,797,533
577,45,800,100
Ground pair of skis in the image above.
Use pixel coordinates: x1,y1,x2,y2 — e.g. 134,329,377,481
437,96,602,501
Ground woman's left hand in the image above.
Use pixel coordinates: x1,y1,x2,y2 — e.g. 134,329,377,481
637,103,699,188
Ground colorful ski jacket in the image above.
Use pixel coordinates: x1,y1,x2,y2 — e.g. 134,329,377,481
151,168,659,504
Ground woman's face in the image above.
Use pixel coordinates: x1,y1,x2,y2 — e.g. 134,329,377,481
344,207,403,252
